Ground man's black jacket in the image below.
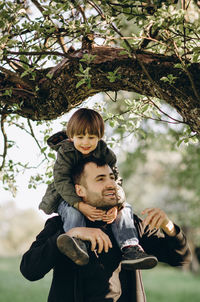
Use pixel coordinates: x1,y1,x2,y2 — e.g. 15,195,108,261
20,215,191,302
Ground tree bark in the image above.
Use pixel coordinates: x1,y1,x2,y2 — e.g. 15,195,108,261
1,46,200,134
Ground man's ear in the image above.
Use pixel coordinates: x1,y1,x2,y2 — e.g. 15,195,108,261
75,184,86,197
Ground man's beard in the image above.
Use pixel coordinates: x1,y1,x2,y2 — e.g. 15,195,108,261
85,187,123,210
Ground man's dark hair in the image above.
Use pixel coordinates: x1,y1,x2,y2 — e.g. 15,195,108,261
72,156,108,185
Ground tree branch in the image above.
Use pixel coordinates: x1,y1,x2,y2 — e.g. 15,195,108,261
0,112,8,171
1,46,200,133
27,119,48,160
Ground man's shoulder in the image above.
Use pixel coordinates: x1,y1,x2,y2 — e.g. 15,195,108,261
44,215,63,230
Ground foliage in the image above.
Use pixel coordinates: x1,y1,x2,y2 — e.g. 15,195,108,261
0,201,43,255
113,125,200,244
1,0,200,195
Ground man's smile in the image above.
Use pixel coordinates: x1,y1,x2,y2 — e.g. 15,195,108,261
103,190,117,199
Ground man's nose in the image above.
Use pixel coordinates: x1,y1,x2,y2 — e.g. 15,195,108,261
105,178,116,188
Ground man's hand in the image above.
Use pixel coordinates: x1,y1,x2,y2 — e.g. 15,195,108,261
102,206,118,224
141,208,177,237
78,201,105,221
66,227,112,253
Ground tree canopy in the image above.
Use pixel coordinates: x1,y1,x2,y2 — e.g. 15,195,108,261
1,1,200,126
1,0,200,191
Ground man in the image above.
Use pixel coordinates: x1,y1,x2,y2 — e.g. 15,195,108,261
20,157,191,302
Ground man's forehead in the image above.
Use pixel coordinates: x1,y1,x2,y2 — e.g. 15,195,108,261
84,162,112,176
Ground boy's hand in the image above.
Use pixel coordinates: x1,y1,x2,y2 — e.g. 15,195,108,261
102,206,118,224
78,201,105,221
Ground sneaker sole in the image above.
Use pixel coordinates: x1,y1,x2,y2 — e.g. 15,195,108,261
121,256,158,270
57,234,89,266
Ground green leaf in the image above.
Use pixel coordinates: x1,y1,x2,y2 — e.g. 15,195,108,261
48,152,56,159
76,79,86,88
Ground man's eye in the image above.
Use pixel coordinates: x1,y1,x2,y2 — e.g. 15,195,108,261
97,178,103,181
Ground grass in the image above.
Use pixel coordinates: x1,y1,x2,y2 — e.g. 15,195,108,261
0,257,200,302
142,264,200,302
0,256,51,302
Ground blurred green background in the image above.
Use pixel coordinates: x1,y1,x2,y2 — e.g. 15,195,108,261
0,257,200,302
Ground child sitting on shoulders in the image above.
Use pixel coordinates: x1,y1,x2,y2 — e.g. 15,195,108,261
39,108,157,270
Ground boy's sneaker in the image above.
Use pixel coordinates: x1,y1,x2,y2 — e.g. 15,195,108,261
121,245,158,270
57,234,89,266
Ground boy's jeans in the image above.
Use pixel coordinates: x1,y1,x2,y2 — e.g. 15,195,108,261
58,201,139,250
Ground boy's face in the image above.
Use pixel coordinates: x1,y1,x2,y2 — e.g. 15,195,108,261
71,133,99,155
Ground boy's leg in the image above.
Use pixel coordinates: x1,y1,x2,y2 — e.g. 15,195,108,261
111,202,157,270
57,200,86,232
57,201,89,265
111,202,139,248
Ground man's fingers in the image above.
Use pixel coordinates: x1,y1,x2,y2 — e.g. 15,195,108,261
141,208,153,216
99,233,112,253
90,237,97,251
154,216,164,230
142,208,168,231
142,212,155,227
96,236,104,253
142,208,160,227
148,214,161,230
85,229,112,253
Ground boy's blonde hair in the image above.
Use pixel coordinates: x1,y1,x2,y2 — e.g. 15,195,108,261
66,108,104,139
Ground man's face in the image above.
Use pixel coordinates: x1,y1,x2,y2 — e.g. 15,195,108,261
76,162,119,208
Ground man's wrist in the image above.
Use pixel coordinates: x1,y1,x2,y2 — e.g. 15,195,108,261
162,220,177,237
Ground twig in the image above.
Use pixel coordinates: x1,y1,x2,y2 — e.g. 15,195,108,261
87,0,168,102
104,106,183,125
173,41,200,101
0,112,8,171
147,98,184,123
7,50,67,57
27,119,48,160
105,91,118,102
31,0,68,54
107,35,166,46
